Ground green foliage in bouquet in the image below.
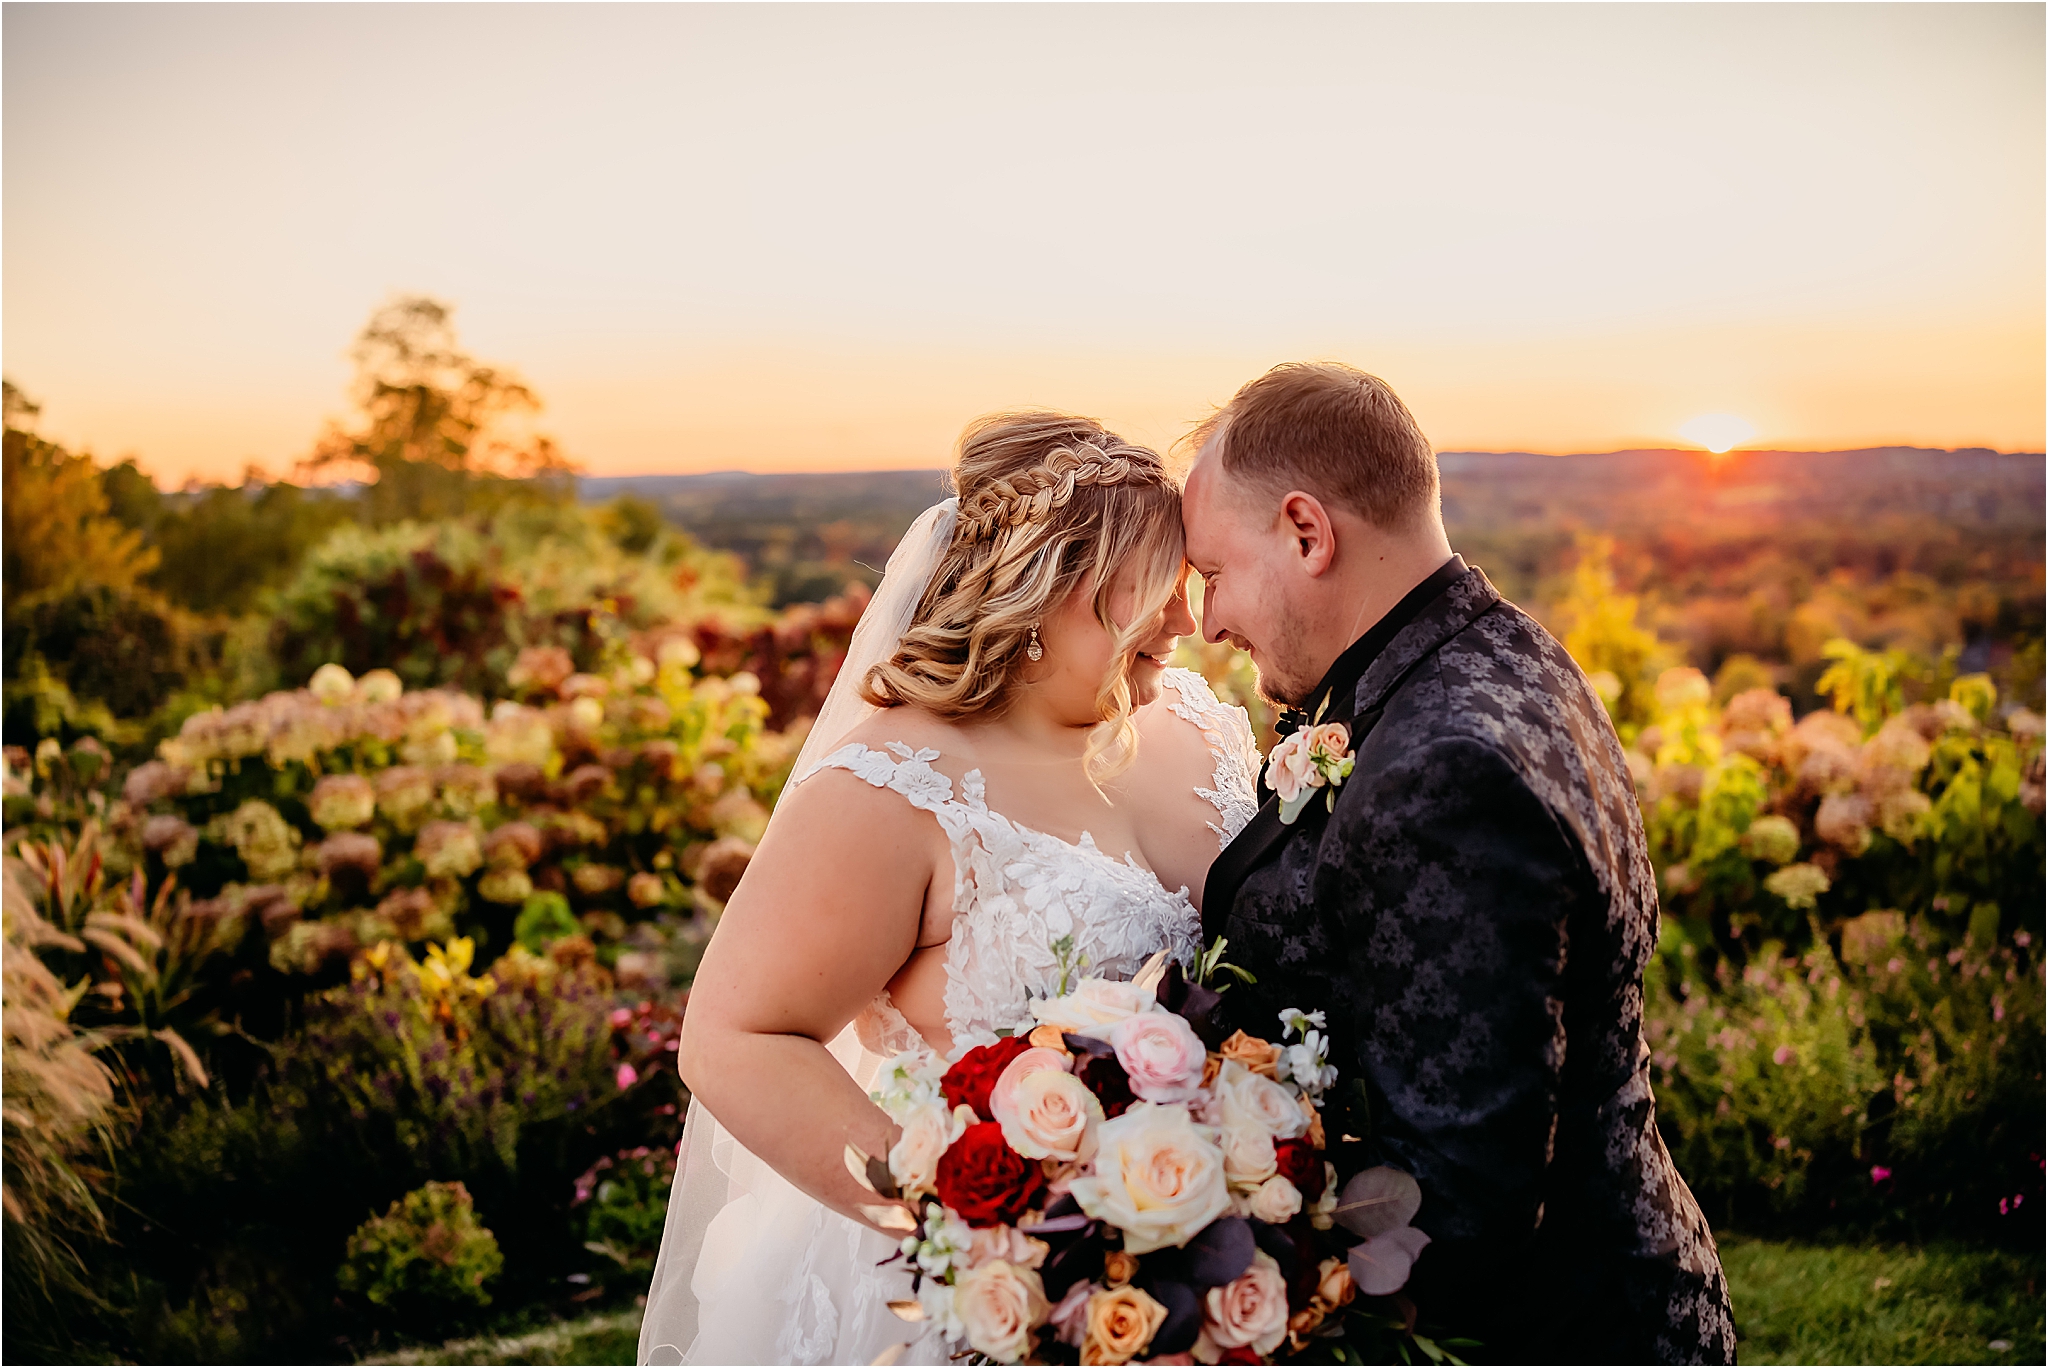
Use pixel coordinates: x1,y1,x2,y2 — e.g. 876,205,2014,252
338,1180,506,1318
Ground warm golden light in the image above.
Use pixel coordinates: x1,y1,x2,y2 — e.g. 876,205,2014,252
1678,413,1758,455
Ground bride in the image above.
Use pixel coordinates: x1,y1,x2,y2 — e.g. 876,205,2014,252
638,412,1261,1365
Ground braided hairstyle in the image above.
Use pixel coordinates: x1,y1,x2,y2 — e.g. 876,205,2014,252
860,411,1184,778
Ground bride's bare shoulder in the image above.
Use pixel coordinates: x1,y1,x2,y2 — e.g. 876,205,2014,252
825,705,971,762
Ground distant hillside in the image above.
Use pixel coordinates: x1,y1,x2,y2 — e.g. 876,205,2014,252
583,448,2043,603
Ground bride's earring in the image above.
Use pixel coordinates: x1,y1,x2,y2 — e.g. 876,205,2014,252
1026,625,1044,662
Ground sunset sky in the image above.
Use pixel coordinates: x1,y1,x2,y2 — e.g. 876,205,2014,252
4,3,2042,486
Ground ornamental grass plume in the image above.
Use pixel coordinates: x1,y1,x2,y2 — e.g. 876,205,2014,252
2,858,120,1305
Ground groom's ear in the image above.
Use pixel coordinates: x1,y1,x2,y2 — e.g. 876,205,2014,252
1278,491,1338,578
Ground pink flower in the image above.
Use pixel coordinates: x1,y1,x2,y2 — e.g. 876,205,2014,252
616,1063,640,1089
1106,1011,1207,1105
1201,1249,1290,1356
1048,1279,1097,1348
987,1047,1073,1118
1264,733,1320,804
1772,1045,1797,1066
610,1008,633,1029
1870,1165,1892,1184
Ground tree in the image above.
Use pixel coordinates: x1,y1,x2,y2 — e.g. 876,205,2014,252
2,382,159,615
304,297,575,524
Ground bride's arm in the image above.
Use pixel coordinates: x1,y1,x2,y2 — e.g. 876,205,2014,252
676,766,938,1232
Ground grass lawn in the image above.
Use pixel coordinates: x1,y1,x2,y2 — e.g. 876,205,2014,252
372,1239,2045,1365
1723,1237,2043,1366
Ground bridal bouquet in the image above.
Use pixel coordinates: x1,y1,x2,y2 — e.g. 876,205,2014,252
853,951,1447,1365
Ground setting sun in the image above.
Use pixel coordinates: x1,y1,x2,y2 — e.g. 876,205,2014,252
1678,413,1759,454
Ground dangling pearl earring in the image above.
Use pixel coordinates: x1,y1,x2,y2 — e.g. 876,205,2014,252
1026,625,1044,662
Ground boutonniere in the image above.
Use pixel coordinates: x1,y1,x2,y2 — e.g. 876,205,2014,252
1264,696,1356,825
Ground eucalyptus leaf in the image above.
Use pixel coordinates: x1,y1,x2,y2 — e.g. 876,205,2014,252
1334,1165,1422,1239
1346,1225,1432,1296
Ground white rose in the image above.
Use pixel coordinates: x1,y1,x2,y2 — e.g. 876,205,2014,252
953,1260,1049,1364
1248,1174,1303,1224
1068,1102,1231,1254
890,1099,967,1198
1205,1060,1309,1141
1265,733,1320,804
1029,978,1162,1038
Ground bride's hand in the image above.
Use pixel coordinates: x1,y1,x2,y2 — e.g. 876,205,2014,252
677,764,947,1232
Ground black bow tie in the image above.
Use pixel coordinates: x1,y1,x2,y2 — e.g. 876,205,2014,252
1273,706,1309,740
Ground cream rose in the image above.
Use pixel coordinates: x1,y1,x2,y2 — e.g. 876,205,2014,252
1201,1249,1289,1355
1248,1174,1303,1223
1083,1284,1170,1365
1205,1060,1310,1141
1218,1112,1278,1190
1069,1102,1231,1254
953,1259,1049,1364
1030,978,1162,1038
1107,1010,1208,1105
889,1098,967,1198
1304,722,1351,761
995,1067,1103,1163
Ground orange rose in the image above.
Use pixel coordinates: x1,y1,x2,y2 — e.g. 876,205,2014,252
1312,1257,1355,1311
1287,1306,1327,1352
1219,1030,1282,1080
1083,1285,1169,1365
1103,1250,1138,1286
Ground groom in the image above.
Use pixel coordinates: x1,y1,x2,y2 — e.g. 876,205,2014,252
1184,363,1736,1364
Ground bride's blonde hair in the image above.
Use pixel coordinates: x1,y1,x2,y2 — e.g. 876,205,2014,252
860,411,1184,777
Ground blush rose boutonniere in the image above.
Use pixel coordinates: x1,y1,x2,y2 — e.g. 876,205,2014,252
1264,719,1355,825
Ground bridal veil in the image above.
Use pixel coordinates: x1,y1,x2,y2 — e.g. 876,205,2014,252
636,498,958,1365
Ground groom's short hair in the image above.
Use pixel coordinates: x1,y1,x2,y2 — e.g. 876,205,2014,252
1193,362,1439,530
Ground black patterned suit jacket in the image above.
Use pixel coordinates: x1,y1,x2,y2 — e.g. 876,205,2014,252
1204,565,1736,1364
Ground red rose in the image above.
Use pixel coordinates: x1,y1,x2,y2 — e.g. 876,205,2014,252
934,1121,1047,1228
1274,1139,1324,1201
942,1035,1035,1120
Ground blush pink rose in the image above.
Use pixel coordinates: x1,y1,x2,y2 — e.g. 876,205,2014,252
1303,722,1350,762
1105,1011,1207,1105
1265,733,1319,804
1201,1249,1290,1356
987,1047,1074,1119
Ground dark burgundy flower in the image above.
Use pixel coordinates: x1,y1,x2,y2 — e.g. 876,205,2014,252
1274,1139,1325,1201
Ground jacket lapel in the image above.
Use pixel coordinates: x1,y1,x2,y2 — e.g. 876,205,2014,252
1200,566,1503,943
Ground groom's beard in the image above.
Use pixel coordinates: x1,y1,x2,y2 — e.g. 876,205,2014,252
1250,606,1320,709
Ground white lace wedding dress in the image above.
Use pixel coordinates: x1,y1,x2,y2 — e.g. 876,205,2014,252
638,669,1260,1365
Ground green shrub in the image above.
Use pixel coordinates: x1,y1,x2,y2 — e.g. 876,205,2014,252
338,1181,504,1319
1647,918,2045,1244
514,892,578,953
571,1144,677,1278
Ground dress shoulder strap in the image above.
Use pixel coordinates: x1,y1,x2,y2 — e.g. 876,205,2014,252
804,741,991,840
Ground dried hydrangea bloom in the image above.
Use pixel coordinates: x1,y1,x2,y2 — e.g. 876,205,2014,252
1763,861,1830,910
416,820,484,880
316,831,383,882
483,821,544,870
507,645,575,696
571,863,625,895
486,703,556,767
376,766,437,831
206,800,303,882
435,764,498,817
1812,793,1873,855
124,760,197,806
479,867,535,905
1654,667,1712,714
309,774,376,831
1738,815,1801,866
308,663,356,706
142,814,200,868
